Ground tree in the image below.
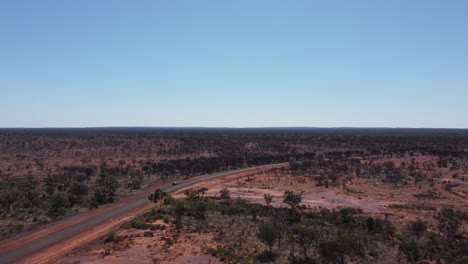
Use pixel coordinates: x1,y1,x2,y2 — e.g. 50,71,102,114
320,231,361,264
369,163,382,186
68,182,89,205
319,239,339,263
258,222,278,254
408,219,427,239
339,207,361,225
51,191,70,213
366,217,375,233
250,205,260,221
271,209,288,250
0,189,20,212
398,236,425,264
220,188,231,205
283,190,302,215
173,200,186,224
194,201,207,220
438,206,463,241
462,155,468,175
128,168,144,190
264,193,273,208
118,159,126,175
93,186,108,205
291,224,318,261
93,175,120,204
184,187,208,201
148,189,168,207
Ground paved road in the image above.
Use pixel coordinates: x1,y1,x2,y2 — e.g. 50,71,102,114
0,163,286,264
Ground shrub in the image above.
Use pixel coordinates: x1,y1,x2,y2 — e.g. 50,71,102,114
162,214,170,224
130,219,147,229
105,230,117,243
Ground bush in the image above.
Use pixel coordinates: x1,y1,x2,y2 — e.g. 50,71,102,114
164,237,174,246
130,219,147,229
206,246,235,261
162,214,170,224
50,191,71,213
105,230,117,243
15,224,24,232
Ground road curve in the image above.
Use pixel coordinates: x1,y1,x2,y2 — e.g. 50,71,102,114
0,163,287,264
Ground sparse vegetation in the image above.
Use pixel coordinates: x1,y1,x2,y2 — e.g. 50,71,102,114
110,186,467,264
0,128,467,263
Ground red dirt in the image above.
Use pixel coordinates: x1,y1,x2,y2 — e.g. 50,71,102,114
0,164,286,264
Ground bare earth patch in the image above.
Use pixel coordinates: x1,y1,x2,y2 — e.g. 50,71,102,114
174,171,467,230
61,220,222,264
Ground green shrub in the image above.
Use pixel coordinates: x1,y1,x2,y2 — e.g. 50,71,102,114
105,230,117,243
162,214,170,224
130,219,147,229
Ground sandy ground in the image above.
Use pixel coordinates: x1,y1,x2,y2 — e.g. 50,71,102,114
61,220,222,264
174,171,468,229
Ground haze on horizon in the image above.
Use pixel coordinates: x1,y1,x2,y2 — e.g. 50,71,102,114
1,1,468,129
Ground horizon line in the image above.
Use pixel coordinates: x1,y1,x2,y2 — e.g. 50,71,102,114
1,126,468,130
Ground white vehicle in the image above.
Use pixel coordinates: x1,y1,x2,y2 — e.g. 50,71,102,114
172,181,178,186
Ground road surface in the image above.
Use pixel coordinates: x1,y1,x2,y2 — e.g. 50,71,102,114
0,163,287,264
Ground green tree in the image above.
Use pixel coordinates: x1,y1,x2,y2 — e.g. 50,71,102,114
338,207,361,225
283,190,302,212
438,206,463,241
271,209,288,250
51,191,71,213
148,189,168,209
0,189,21,212
184,187,208,201
250,205,260,221
264,193,273,208
258,222,278,254
93,186,108,205
366,217,375,233
408,219,427,239
220,188,231,205
68,182,89,205
173,200,186,224
118,160,126,175
128,168,144,190
194,201,207,220
93,175,120,204
398,236,425,264
291,224,318,261
319,232,360,264
369,163,382,186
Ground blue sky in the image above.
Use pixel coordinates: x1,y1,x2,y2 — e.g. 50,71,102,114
1,0,467,128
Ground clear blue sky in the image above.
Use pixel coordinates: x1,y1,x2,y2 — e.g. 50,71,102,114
1,0,467,128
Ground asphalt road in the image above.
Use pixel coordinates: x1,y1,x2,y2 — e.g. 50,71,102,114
0,163,286,264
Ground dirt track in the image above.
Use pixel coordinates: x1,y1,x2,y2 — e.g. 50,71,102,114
0,163,287,264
